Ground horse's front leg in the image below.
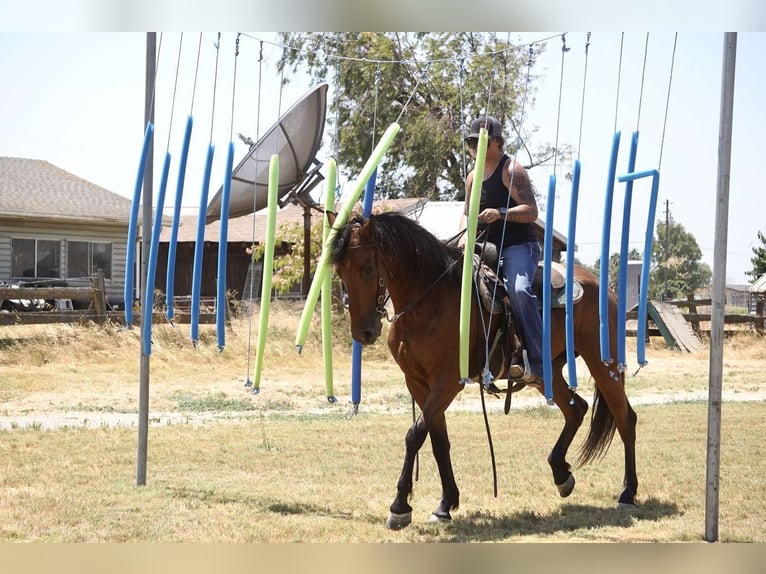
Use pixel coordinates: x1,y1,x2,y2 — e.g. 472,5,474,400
387,415,428,530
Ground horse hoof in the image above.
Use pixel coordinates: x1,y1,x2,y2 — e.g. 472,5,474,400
556,473,575,498
617,501,638,511
428,512,452,524
386,512,412,530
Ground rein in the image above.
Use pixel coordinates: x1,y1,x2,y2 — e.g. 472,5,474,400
375,246,461,323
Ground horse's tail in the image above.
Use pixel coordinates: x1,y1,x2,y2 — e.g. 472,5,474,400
577,383,618,466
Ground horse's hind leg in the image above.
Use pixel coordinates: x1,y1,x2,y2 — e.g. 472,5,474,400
426,411,459,523
546,354,589,497
579,347,639,508
387,414,428,530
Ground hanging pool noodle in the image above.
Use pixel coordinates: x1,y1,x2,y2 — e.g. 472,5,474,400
252,155,280,390
125,122,154,328
616,131,639,371
617,169,660,367
542,175,556,403
216,141,235,350
458,129,488,382
141,152,172,356
599,131,621,364
321,159,337,402
295,122,400,352
191,144,215,343
565,160,581,390
166,115,194,322
350,168,378,406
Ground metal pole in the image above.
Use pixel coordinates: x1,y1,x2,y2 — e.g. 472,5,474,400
137,32,156,487
705,31,736,542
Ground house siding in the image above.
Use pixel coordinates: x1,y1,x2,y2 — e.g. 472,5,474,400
0,219,128,306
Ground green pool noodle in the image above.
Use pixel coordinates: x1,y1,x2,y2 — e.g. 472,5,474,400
252,154,280,389
321,159,337,398
459,129,489,381
295,122,401,352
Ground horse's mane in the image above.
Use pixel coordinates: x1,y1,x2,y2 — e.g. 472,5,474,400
330,212,463,288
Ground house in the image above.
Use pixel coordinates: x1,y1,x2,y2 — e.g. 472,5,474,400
155,198,426,302
410,200,570,262
155,198,570,302
0,157,131,308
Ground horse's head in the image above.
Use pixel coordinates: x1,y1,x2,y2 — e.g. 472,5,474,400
329,214,384,346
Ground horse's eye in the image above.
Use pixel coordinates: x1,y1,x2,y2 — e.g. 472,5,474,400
363,264,373,278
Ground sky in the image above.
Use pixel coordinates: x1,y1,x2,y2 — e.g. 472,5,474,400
0,32,763,285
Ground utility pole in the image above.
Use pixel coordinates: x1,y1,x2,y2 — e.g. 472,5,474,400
706,31,737,543
137,32,156,487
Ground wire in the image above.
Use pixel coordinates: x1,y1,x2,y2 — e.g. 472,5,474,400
190,33,202,116
658,33,678,171
240,31,562,67
636,32,650,132
577,32,591,160
166,33,183,151
207,33,222,144
230,33,240,141
614,33,625,134
552,33,569,175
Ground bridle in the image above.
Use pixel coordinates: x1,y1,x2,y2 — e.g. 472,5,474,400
346,241,460,324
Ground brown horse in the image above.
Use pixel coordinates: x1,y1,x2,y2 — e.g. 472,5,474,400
329,211,638,530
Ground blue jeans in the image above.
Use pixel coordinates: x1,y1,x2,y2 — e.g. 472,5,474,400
500,241,543,378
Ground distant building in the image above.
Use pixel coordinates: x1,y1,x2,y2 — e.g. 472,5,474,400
0,157,130,308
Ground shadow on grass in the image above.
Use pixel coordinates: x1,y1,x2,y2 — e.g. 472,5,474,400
165,485,680,541
437,497,681,541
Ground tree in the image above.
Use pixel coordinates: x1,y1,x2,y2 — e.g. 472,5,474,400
277,33,560,201
590,248,642,293
746,230,766,282
650,219,711,299
250,219,324,295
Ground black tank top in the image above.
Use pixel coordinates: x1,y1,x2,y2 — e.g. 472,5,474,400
474,154,537,249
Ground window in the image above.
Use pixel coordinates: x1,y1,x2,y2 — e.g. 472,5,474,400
11,238,60,278
67,241,112,279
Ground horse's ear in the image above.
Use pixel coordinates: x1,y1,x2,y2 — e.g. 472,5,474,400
358,216,375,243
325,210,337,226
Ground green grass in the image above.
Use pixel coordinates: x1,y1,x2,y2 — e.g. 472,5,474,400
0,401,764,542
1,307,765,542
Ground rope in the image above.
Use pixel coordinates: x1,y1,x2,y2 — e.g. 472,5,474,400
657,33,678,171
479,382,498,497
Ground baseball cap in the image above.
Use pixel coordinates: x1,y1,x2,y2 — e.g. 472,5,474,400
465,116,503,141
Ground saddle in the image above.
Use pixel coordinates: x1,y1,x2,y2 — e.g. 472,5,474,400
473,244,584,316
471,245,585,410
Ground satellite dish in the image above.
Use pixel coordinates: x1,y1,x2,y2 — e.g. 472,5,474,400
206,83,328,224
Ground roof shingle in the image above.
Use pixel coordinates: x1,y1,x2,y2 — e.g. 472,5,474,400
0,157,132,223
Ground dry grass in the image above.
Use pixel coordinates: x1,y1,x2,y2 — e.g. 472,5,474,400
1,301,765,542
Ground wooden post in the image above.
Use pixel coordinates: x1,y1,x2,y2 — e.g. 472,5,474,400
686,293,700,334
93,270,106,324
756,299,764,334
